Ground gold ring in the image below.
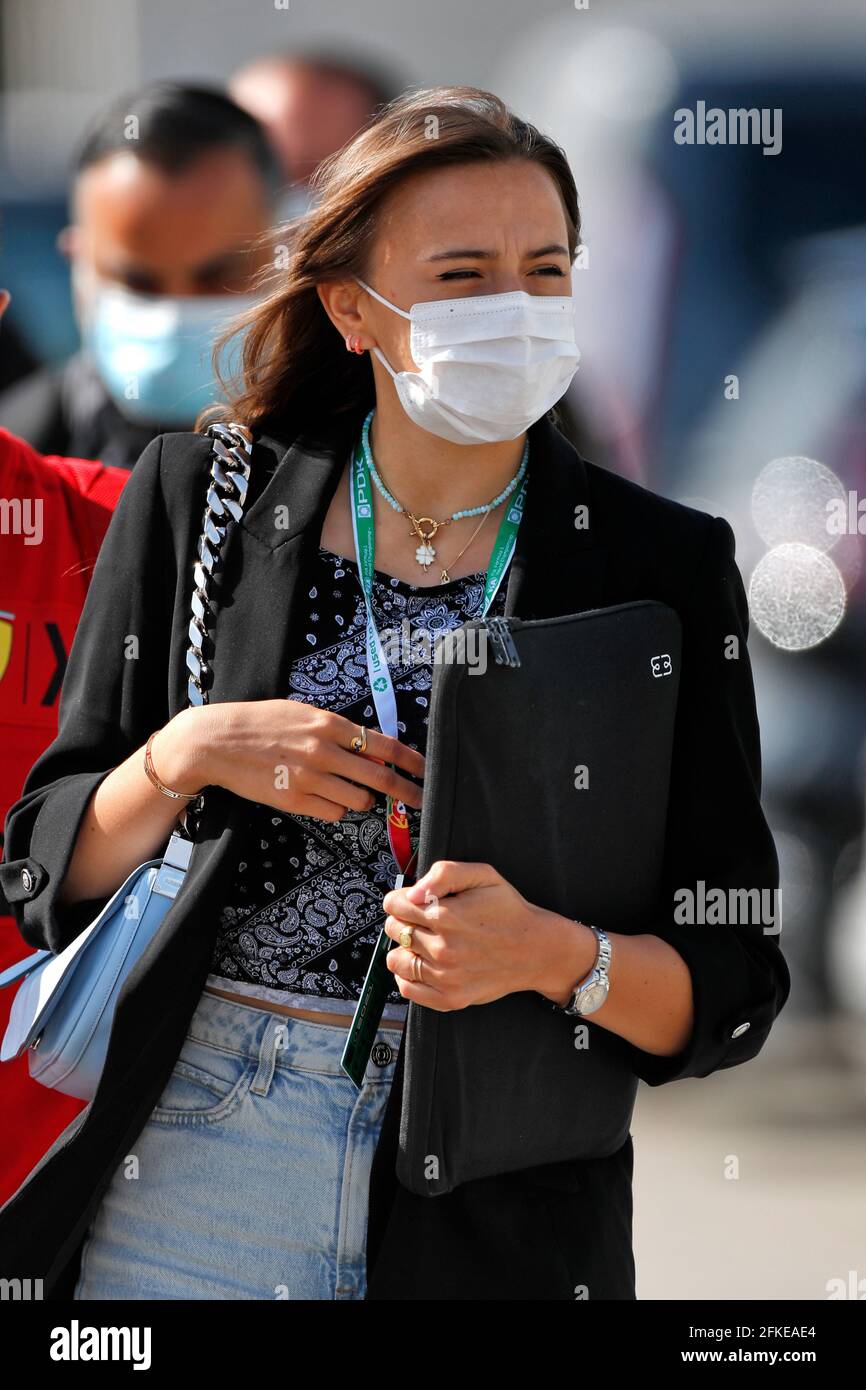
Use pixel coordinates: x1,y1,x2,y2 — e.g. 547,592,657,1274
350,725,368,754
412,953,424,984
399,926,414,950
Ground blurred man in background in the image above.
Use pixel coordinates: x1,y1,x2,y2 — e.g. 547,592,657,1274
229,52,395,221
0,82,280,470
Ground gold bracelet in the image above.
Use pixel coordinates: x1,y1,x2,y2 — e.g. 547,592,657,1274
144,731,199,800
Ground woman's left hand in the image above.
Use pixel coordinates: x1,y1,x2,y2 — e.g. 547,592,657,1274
382,859,556,1009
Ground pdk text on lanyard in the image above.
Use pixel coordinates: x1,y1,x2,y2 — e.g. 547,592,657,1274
348,415,529,877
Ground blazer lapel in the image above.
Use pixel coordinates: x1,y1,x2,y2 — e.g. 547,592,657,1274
207,413,360,706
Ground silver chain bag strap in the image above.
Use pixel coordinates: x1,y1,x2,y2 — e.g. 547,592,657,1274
180,420,254,838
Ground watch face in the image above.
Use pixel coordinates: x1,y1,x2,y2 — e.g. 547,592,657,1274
579,980,608,1015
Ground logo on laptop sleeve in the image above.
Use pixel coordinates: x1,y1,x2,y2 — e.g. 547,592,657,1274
650,653,673,678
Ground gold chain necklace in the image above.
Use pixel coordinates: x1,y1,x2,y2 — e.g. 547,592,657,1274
437,507,493,583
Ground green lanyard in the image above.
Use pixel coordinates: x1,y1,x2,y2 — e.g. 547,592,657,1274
340,412,529,1088
349,411,529,869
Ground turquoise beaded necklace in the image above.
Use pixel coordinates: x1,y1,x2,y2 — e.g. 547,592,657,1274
359,409,528,575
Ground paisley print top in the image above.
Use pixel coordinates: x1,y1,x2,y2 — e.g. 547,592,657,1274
207,545,510,1023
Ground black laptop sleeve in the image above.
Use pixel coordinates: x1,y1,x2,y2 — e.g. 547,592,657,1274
396,600,683,1197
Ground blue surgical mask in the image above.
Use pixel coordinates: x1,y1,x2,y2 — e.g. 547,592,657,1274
78,278,258,425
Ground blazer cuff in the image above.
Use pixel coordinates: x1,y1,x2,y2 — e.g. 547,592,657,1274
0,768,116,954
622,920,784,1086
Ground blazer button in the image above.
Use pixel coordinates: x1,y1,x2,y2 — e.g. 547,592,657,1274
371,1042,393,1067
731,1021,751,1038
21,868,34,894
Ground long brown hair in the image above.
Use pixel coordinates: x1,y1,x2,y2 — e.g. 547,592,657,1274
199,84,580,440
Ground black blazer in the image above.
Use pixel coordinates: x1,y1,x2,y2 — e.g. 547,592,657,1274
0,407,790,1300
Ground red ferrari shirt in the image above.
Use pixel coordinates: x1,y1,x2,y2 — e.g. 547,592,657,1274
0,427,128,1203
0,428,128,824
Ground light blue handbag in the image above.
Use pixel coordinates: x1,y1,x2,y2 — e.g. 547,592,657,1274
0,422,253,1101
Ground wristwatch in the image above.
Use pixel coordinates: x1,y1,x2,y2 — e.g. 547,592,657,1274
558,926,612,1016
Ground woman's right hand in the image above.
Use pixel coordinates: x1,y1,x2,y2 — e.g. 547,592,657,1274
155,699,425,821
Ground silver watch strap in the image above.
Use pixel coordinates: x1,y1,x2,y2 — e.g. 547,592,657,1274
591,928,612,978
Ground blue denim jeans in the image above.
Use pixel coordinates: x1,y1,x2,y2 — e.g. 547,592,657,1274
73,989,402,1300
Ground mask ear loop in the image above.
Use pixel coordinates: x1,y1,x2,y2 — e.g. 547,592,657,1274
354,277,414,380
370,346,400,380
354,277,412,319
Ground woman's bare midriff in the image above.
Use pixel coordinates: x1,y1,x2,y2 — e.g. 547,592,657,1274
203,983,405,1031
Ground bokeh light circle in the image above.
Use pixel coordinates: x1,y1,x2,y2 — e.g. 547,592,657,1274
749,543,846,650
751,455,847,552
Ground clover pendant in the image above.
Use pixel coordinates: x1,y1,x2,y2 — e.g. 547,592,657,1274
415,542,436,568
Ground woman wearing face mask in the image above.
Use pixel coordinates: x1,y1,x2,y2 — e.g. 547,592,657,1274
0,86,789,1301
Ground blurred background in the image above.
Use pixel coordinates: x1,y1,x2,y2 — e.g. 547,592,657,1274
1,0,865,1298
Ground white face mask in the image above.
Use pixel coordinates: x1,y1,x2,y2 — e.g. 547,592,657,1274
355,276,581,445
